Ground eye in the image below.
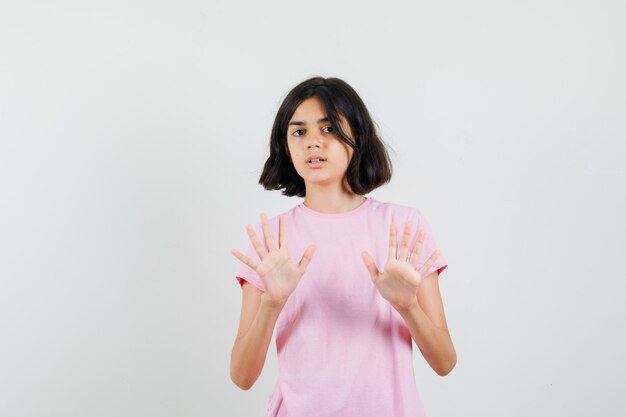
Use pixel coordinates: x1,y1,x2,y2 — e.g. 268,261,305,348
292,129,305,137
323,126,334,133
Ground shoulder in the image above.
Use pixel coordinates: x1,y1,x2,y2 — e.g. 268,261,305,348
368,197,422,221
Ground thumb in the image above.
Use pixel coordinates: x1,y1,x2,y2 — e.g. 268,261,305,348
361,251,379,282
298,244,316,273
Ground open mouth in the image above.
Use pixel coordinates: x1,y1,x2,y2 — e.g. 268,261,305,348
307,157,326,168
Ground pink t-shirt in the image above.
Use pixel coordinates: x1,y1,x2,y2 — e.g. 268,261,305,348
235,197,448,417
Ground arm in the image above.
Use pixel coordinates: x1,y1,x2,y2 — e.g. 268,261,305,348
230,282,286,390
394,270,457,376
230,213,317,390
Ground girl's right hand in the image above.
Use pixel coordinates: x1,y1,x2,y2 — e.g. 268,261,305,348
231,213,316,306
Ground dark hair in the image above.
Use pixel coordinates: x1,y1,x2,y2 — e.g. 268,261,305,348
258,76,394,198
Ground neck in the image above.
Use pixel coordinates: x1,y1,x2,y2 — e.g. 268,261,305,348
302,185,366,214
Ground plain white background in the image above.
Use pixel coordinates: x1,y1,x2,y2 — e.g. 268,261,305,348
1,1,624,416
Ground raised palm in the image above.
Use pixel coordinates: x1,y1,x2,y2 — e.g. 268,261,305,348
232,213,316,305
361,220,440,311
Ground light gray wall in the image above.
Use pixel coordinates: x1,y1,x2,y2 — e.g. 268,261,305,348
1,1,624,416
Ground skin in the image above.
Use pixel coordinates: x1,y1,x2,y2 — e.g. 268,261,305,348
285,96,366,213
229,98,456,390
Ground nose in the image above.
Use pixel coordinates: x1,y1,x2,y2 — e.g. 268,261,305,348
306,130,323,148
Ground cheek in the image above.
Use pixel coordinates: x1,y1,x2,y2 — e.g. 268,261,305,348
343,145,354,162
285,143,294,162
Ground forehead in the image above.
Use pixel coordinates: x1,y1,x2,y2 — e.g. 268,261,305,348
289,97,326,121
285,97,354,141
288,97,350,129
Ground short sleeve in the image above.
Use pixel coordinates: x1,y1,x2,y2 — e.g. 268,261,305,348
234,224,266,292
410,209,448,279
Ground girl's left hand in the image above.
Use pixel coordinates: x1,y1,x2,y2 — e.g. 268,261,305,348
361,220,440,311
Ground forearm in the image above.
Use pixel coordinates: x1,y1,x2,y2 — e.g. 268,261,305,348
230,296,285,390
395,300,457,376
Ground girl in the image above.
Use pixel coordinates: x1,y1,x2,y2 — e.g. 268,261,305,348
230,76,456,417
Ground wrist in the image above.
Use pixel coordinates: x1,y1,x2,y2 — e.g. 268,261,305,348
393,296,419,316
261,293,288,310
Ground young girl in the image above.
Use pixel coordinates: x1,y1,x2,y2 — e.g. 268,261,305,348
230,76,456,417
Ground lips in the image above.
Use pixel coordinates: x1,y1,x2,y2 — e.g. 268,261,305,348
305,155,326,163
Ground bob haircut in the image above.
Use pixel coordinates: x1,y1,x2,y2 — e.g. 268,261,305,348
259,76,393,198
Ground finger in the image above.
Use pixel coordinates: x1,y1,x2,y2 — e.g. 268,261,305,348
246,223,267,260
399,220,412,261
278,214,288,248
408,229,426,269
231,248,260,270
417,249,440,278
298,244,316,273
388,221,398,260
261,212,277,251
361,251,380,283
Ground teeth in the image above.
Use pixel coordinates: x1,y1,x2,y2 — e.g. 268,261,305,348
310,159,321,163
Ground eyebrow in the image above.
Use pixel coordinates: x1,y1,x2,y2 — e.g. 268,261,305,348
288,117,329,127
